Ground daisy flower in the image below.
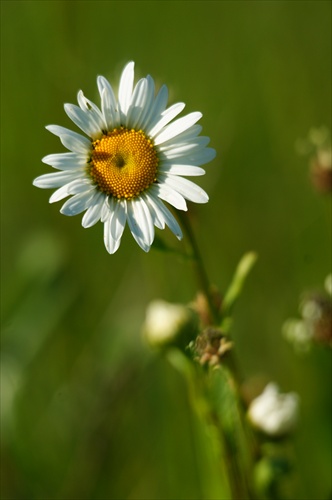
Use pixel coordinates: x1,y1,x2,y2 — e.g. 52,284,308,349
33,62,216,254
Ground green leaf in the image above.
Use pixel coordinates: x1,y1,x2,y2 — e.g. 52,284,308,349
222,252,258,318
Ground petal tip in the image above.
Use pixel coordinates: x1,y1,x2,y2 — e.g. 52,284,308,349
210,148,217,161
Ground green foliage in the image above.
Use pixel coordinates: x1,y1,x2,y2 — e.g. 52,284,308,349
221,251,258,328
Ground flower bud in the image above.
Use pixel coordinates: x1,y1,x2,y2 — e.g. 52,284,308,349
193,327,233,367
142,300,198,349
296,126,332,194
282,318,313,352
248,383,299,438
325,274,332,296
301,293,332,347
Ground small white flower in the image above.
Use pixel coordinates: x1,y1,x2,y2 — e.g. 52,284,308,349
325,273,332,296
282,318,313,352
248,383,299,437
33,62,215,254
142,300,197,347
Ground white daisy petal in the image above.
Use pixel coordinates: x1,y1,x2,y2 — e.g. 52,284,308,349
77,90,107,131
154,112,202,145
45,124,73,137
150,183,187,211
144,193,183,240
49,184,71,203
46,125,91,153
148,102,186,138
140,198,155,246
118,61,135,118
97,76,117,111
34,61,215,254
161,175,209,204
101,196,111,223
64,103,101,139
100,88,120,128
104,214,122,254
160,145,206,160
163,147,216,166
46,125,91,147
33,170,79,189
42,153,87,170
159,164,206,176
103,215,111,250
126,78,148,128
135,75,155,130
110,198,127,241
60,190,95,216
68,179,93,194
60,134,91,154
157,124,203,148
97,77,120,128
142,193,165,229
159,136,210,154
49,179,93,203
144,84,168,132
161,133,208,149
81,191,105,228
127,198,154,251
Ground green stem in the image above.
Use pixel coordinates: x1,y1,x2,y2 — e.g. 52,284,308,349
168,349,249,499
175,211,258,499
219,422,252,500
177,211,220,325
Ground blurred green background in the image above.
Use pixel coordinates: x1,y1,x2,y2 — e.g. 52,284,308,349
1,1,331,499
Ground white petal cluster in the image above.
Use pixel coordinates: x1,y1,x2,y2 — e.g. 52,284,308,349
143,300,197,347
33,62,216,254
248,383,299,437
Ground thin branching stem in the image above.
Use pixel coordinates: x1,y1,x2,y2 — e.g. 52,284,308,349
176,211,256,499
177,211,220,325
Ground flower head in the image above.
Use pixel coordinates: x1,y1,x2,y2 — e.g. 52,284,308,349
248,383,299,438
142,300,198,348
33,62,215,253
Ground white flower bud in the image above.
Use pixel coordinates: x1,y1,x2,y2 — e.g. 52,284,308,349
142,300,198,348
248,383,299,437
282,318,313,352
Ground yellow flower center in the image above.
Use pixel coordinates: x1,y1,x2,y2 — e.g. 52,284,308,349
89,127,159,199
